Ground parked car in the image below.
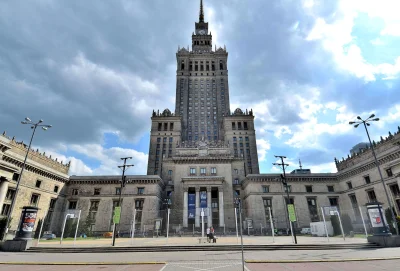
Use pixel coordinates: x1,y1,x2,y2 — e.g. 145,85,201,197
41,233,56,240
300,228,311,235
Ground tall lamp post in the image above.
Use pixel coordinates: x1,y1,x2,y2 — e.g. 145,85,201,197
3,118,52,240
273,155,298,244
349,114,399,235
112,157,134,246
234,198,245,271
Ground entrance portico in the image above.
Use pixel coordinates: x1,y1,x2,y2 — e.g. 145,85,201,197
182,177,225,228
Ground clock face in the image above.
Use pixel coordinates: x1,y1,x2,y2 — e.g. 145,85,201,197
198,29,206,35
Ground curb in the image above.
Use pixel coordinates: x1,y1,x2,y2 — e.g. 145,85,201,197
245,257,400,263
0,262,166,265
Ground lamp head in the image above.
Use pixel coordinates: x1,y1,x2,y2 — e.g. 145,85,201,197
354,124,360,128
369,114,375,119
349,121,355,125
39,119,43,123
25,117,31,122
357,116,361,120
21,121,27,124
42,127,48,131
366,123,370,126
372,118,379,121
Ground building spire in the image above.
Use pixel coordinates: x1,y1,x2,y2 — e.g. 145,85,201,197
299,159,303,170
199,0,204,22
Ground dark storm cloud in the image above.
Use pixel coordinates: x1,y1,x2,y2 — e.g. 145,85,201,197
0,0,201,146
0,0,398,158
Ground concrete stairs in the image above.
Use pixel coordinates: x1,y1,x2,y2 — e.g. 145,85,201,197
26,243,381,253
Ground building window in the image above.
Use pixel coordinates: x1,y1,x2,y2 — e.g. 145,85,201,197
94,188,101,195
263,198,273,220
347,182,353,189
1,204,11,216
49,198,57,210
30,194,40,207
329,198,338,206
233,137,237,142
262,186,270,193
54,186,59,193
12,173,19,181
5,189,15,201
116,187,121,195
284,185,292,193
390,184,400,197
200,168,206,175
327,185,334,192
89,200,100,220
135,199,144,223
211,167,217,175
367,190,377,202
364,175,371,184
307,198,319,222
157,137,161,142
72,189,78,195
35,180,42,188
190,168,196,175
138,187,145,195
168,170,173,176
233,179,240,185
232,122,236,130
305,186,313,193
386,168,393,177
234,169,238,174
349,194,361,219
68,201,77,210
234,190,240,197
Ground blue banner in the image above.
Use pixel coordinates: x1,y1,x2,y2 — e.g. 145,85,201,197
188,194,195,219
200,191,207,208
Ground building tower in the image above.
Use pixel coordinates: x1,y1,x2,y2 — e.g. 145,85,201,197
175,0,230,142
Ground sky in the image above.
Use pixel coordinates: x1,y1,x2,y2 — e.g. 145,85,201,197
1,0,400,176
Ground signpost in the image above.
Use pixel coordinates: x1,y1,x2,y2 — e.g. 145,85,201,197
113,207,121,224
287,204,296,222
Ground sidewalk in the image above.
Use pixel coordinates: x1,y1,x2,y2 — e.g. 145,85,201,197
35,235,367,247
1,247,399,264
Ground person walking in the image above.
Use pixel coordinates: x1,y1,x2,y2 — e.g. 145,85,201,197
206,227,210,242
210,226,216,243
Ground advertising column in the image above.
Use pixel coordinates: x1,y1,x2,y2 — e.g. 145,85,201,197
15,206,39,240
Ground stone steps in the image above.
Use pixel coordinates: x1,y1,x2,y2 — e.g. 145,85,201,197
26,243,380,253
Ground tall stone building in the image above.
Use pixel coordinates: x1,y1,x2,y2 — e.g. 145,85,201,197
147,0,259,230
0,132,70,234
3,1,400,238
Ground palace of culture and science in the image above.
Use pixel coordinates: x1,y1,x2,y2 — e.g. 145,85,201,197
1,1,400,236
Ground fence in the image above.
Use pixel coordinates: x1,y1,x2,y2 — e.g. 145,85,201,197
23,204,393,243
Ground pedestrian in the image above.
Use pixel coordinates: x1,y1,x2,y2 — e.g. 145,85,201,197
206,227,210,242
210,226,216,243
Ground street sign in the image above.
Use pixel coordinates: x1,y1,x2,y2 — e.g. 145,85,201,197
113,206,121,224
323,206,338,216
287,204,296,222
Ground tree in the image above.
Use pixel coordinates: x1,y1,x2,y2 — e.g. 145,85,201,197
341,214,354,234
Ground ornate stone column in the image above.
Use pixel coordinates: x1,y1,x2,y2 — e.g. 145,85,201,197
195,187,200,227
218,187,224,227
207,186,212,227
183,188,188,227
0,177,9,215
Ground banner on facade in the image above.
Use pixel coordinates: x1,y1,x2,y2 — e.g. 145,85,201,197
287,204,297,222
188,193,196,219
200,191,207,208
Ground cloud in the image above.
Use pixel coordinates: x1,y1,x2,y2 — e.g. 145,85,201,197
1,0,400,176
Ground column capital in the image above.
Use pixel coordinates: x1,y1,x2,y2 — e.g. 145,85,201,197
183,186,189,192
206,186,212,192
0,176,9,183
195,187,200,192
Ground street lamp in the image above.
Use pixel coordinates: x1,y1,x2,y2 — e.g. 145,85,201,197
234,198,245,271
273,155,298,244
163,198,171,242
3,118,52,240
349,114,399,235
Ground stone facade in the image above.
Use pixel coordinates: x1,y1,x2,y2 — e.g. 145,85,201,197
0,132,70,233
